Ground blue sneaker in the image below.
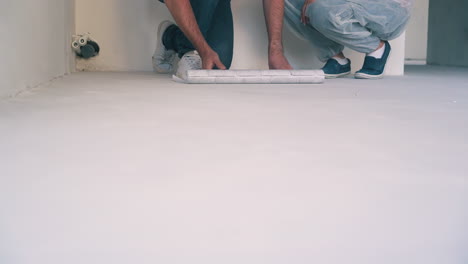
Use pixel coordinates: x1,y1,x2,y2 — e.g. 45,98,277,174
322,58,351,79
355,41,392,79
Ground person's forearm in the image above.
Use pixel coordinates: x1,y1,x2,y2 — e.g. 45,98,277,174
263,0,286,55
263,0,292,69
165,0,211,55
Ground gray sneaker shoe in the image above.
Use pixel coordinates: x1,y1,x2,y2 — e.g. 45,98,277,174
152,20,176,73
175,51,202,80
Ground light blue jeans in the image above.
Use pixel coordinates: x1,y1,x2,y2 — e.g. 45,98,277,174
284,0,412,61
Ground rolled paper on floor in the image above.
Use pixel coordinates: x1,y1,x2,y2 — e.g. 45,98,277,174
174,70,325,84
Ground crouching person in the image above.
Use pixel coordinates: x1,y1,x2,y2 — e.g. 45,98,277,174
267,0,413,79
153,0,233,79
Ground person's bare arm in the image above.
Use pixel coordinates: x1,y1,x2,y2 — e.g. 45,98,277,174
263,0,293,69
165,0,225,69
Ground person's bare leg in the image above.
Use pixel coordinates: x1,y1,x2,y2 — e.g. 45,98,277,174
332,40,384,62
376,41,385,50
333,52,346,59
367,41,386,58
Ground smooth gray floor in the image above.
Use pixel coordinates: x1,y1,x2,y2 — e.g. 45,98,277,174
1,66,467,264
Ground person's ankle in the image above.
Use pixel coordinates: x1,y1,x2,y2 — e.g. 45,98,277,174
367,41,386,59
376,41,385,50
331,53,349,65
333,52,346,59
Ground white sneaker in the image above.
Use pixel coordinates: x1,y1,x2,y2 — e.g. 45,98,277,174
152,20,176,73
175,50,202,80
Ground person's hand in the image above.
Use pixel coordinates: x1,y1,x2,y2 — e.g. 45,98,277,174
199,48,226,70
268,50,293,70
301,0,316,25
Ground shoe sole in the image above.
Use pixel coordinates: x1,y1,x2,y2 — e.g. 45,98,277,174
325,71,351,79
153,20,175,74
354,72,384,79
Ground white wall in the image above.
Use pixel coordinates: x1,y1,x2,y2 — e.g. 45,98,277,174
76,0,406,75
0,0,75,98
405,0,429,61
